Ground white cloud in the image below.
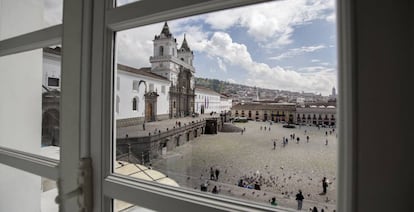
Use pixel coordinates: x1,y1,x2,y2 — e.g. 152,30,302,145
116,23,164,68
326,12,336,23
203,0,334,47
197,32,336,95
311,59,321,63
269,45,326,60
298,66,334,73
87,1,336,95
227,79,236,84
216,57,227,72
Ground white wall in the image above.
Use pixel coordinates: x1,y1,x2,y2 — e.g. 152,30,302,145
115,70,170,120
194,89,220,114
0,0,43,211
220,98,232,112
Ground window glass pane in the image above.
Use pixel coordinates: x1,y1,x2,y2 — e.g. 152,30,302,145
0,0,63,41
116,0,142,7
113,1,337,211
0,164,58,212
113,199,156,212
0,46,61,159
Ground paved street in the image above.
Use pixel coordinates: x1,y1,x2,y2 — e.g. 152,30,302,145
148,121,338,211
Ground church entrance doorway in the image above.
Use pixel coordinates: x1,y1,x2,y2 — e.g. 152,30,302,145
145,91,159,122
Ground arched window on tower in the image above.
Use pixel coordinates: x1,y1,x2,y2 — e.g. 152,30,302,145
132,97,138,111
159,46,164,56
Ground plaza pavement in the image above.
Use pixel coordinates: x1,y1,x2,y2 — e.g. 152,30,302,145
145,120,338,211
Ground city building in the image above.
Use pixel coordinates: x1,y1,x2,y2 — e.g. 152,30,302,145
231,102,297,122
231,102,337,126
194,86,221,114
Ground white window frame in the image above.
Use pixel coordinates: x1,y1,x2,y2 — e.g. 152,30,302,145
0,0,356,211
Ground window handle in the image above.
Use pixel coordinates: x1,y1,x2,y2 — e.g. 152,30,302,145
56,158,92,212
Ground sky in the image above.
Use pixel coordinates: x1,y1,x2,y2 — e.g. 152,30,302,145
45,0,337,96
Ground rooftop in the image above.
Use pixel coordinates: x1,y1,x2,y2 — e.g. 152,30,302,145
118,64,170,82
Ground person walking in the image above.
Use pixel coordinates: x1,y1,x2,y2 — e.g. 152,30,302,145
322,177,328,194
295,190,304,210
312,206,319,212
325,139,328,146
306,135,309,143
210,167,215,180
296,137,300,144
215,168,220,181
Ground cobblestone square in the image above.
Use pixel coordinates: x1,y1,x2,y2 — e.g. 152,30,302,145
151,121,338,211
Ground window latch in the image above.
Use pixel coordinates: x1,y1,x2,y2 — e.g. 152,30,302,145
56,158,93,212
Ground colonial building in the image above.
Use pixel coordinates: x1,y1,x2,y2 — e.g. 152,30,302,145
296,105,336,126
115,64,170,123
219,94,232,113
194,86,221,114
231,102,297,123
231,102,337,126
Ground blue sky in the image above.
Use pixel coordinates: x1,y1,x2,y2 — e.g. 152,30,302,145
115,0,337,96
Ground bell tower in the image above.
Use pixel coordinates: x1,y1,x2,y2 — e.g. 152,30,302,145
177,34,194,66
150,22,179,84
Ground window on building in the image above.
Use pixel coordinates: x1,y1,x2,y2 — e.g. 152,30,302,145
48,77,59,86
149,83,154,92
132,97,138,111
159,46,164,56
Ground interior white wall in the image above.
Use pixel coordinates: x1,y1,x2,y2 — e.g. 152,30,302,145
0,0,43,211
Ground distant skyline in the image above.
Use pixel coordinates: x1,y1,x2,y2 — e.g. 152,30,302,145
45,0,337,96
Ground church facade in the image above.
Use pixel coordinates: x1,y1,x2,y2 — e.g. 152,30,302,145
114,22,196,126
149,22,195,118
